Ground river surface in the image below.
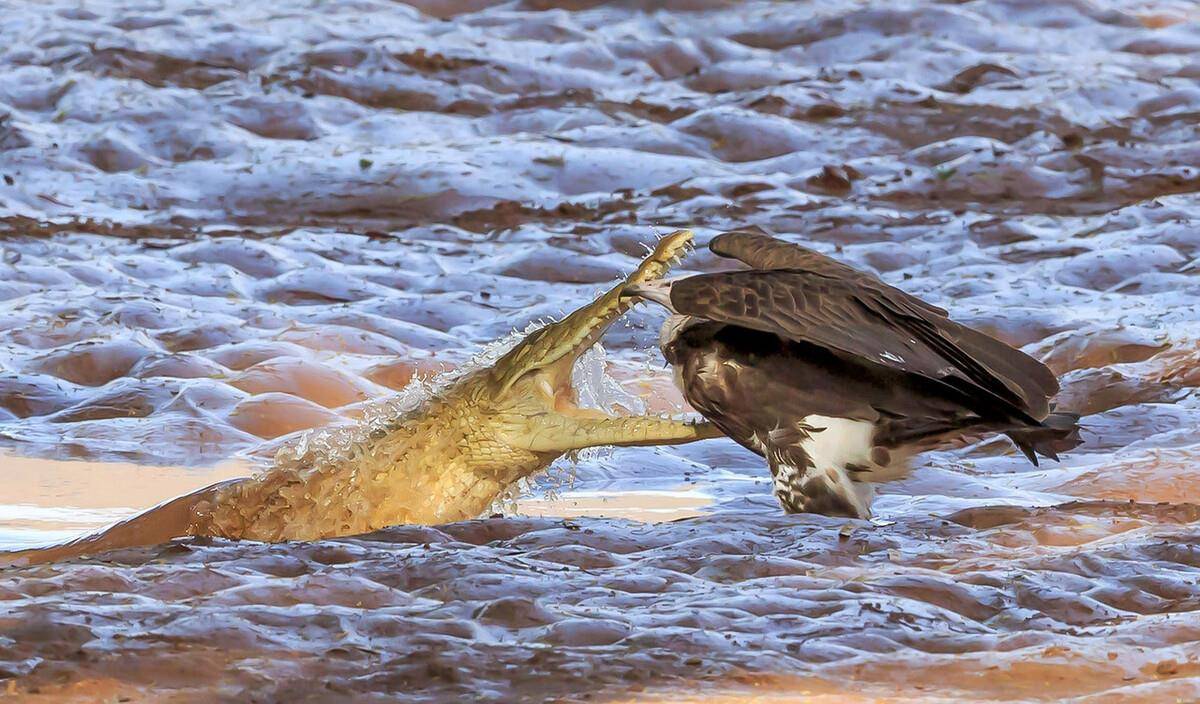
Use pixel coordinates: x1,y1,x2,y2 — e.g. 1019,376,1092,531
1,0,1199,701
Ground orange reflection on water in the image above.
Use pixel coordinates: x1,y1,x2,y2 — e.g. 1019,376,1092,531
0,454,250,548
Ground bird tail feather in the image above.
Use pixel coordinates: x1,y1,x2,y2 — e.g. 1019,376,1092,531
1007,412,1082,466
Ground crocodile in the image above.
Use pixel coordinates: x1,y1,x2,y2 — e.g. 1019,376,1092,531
6,229,720,565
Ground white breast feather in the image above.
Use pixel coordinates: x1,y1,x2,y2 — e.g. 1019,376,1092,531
799,415,875,470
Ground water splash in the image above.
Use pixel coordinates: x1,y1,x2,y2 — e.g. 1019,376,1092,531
488,341,647,514
572,343,646,417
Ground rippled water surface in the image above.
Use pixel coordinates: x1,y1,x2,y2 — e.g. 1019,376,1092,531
1,0,1199,700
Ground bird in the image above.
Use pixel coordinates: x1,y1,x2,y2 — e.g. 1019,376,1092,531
623,230,1080,519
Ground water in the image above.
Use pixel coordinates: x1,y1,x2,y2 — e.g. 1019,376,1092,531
1,0,1199,700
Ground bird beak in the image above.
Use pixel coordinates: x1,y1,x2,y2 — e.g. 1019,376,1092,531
622,279,677,312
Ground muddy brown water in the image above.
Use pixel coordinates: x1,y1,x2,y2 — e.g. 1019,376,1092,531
1,0,1199,701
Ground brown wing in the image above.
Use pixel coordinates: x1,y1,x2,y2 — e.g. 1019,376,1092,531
709,230,946,316
706,231,1058,418
669,269,1043,424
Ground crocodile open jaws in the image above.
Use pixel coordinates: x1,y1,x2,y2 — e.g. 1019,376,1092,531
4,229,721,565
